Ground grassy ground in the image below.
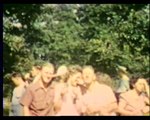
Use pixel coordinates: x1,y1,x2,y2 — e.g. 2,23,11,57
3,98,11,116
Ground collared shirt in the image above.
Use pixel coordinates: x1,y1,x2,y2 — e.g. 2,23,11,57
20,81,55,116
77,84,88,95
119,90,147,115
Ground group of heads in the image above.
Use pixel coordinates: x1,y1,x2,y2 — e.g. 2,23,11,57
35,63,98,87
11,62,54,86
52,64,97,87
11,63,149,93
11,62,97,87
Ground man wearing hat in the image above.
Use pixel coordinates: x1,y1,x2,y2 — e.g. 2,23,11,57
115,65,131,103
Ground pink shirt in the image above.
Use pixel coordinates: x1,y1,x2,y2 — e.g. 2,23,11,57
119,90,146,114
82,81,117,115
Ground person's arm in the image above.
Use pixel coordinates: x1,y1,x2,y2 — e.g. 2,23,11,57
23,106,30,116
144,81,149,98
20,87,33,116
105,87,118,115
32,75,40,83
53,98,62,113
107,102,118,114
118,95,142,116
75,87,87,114
146,87,149,98
53,83,65,102
118,104,134,115
76,99,86,114
142,79,149,105
144,97,149,105
142,105,149,115
53,84,66,113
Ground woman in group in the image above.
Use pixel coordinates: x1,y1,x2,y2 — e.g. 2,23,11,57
55,65,84,116
9,73,27,116
118,75,149,116
53,65,69,114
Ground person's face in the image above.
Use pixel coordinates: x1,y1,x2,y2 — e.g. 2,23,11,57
25,73,31,80
82,68,95,85
41,66,54,84
133,79,145,93
12,77,21,86
31,66,39,77
76,73,84,85
69,72,82,86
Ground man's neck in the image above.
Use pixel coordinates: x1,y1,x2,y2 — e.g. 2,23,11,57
86,81,96,91
132,89,141,98
39,80,50,92
86,83,91,89
121,74,129,81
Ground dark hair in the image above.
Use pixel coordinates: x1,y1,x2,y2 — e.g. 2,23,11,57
11,72,22,78
146,78,150,85
130,74,141,89
33,66,41,70
126,67,132,73
59,65,82,82
11,72,25,82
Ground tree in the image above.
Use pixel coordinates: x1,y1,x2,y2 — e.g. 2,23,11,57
3,4,42,98
3,4,149,99
77,4,149,77
3,4,42,75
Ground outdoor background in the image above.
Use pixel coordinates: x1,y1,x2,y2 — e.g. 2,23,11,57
3,4,149,116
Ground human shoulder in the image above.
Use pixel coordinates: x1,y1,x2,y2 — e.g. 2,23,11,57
13,85,25,93
12,87,18,94
121,78,130,86
55,82,66,88
98,82,112,90
120,90,133,100
26,82,40,92
32,75,41,83
13,86,18,91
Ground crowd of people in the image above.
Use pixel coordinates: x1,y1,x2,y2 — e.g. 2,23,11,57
6,62,150,116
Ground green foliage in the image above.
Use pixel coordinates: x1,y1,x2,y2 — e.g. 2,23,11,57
78,4,149,77
3,4,149,98
3,98,11,116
